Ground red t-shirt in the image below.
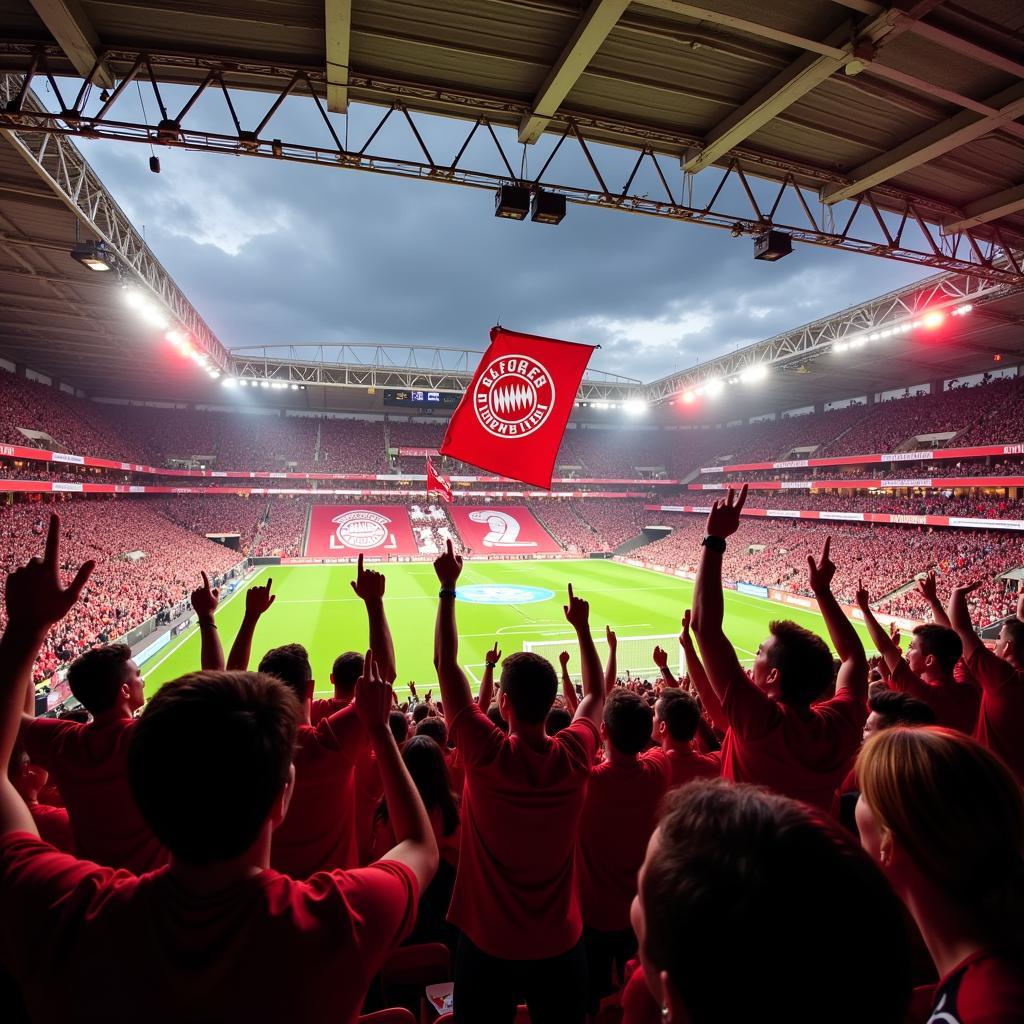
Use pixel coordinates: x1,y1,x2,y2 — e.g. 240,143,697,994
889,660,980,734
621,959,661,1024
21,717,166,873
0,832,416,1024
912,949,1024,1024
354,748,383,866
968,647,1024,785
578,755,668,932
719,680,865,810
29,804,75,855
270,706,365,878
310,695,350,727
642,746,721,791
447,703,599,959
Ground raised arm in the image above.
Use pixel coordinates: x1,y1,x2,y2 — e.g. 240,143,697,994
690,486,753,704
1,515,93,837
564,584,605,727
351,554,397,685
355,650,438,891
478,643,500,710
191,572,224,671
604,626,618,694
946,580,985,660
559,650,579,714
678,609,729,732
432,540,474,721
226,577,275,670
917,571,952,628
807,538,867,702
854,581,902,673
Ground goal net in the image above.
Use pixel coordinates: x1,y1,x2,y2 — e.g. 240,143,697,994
523,634,683,685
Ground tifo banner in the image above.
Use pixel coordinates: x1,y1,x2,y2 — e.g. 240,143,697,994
304,505,420,557
449,505,561,554
440,327,596,488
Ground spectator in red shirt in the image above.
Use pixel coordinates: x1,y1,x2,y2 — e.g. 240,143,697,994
947,581,1024,785
632,780,912,1023
857,727,1024,1023
9,755,74,855
0,514,439,1021
642,690,721,789
579,689,667,1015
312,651,361,725
857,587,979,734
19,642,165,872
691,487,868,810
432,541,605,1024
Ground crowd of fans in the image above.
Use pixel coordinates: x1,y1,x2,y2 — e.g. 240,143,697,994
1,505,1021,1023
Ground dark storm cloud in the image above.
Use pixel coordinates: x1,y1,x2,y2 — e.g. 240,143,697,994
75,104,930,382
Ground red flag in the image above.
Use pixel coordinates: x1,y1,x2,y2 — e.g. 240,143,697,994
426,456,453,503
440,327,596,488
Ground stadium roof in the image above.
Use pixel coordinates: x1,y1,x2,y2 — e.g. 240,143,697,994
0,0,1022,418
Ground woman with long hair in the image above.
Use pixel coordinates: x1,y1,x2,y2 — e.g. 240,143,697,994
857,726,1024,1022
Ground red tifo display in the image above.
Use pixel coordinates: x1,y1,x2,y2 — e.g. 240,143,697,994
449,505,562,554
303,505,420,558
439,327,596,488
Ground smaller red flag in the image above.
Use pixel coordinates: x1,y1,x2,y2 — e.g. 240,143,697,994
440,327,596,488
426,456,453,503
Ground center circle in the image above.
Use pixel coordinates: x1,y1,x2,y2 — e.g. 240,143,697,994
456,584,555,605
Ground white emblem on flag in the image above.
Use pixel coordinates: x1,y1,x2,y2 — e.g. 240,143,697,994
472,354,555,439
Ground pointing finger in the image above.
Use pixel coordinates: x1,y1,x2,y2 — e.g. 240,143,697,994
44,514,60,566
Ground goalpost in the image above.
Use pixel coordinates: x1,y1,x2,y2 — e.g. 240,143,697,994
523,633,684,684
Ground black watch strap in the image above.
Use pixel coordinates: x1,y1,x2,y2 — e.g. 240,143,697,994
439,587,457,598
702,535,727,553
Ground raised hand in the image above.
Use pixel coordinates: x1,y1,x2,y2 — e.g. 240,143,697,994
652,645,669,669
679,609,694,648
888,621,901,650
190,571,220,622
951,579,984,598
706,484,748,539
807,536,836,595
855,578,870,608
351,552,386,602
434,539,463,588
916,571,939,605
605,626,617,651
4,514,93,635
354,649,393,733
563,583,590,629
485,642,502,667
558,650,570,669
245,577,276,617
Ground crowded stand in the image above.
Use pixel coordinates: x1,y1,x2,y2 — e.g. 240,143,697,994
153,495,269,552
250,499,310,557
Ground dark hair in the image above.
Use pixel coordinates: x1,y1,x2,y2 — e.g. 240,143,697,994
388,709,409,745
257,644,312,702
486,703,509,733
655,689,700,743
912,624,962,674
376,735,459,837
411,702,432,724
767,620,834,706
128,671,299,865
57,707,92,723
605,690,654,754
331,651,363,695
546,707,572,735
1002,617,1024,658
416,715,448,748
868,689,937,728
499,651,557,725
642,781,911,1023
66,644,133,714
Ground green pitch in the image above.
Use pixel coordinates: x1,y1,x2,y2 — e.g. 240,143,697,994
141,561,876,700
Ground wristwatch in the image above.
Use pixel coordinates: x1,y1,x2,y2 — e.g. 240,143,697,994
702,535,727,553
439,587,457,598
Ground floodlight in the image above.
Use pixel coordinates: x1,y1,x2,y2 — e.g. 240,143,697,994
740,364,768,384
222,377,237,387
70,240,113,272
623,399,648,415
704,378,725,398
754,230,792,261
530,190,566,225
494,185,530,220
922,310,945,329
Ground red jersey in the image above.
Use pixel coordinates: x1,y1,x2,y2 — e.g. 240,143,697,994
0,832,416,1024
29,805,74,855
889,660,980,734
310,695,350,726
642,746,721,791
447,703,598,959
968,647,1024,785
621,959,661,1024
270,706,365,878
21,717,165,872
354,747,383,866
578,756,667,931
719,680,865,810
913,949,1024,1024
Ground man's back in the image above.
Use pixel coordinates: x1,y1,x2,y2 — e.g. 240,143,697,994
642,746,721,792
888,661,979,734
967,646,1024,784
21,717,165,872
448,703,598,959
0,832,416,1024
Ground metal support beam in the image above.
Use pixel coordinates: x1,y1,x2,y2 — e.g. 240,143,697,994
27,0,114,89
944,183,1024,235
325,0,353,113
519,0,630,144
822,81,1024,203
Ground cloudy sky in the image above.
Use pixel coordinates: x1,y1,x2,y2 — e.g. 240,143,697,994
68,84,931,383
